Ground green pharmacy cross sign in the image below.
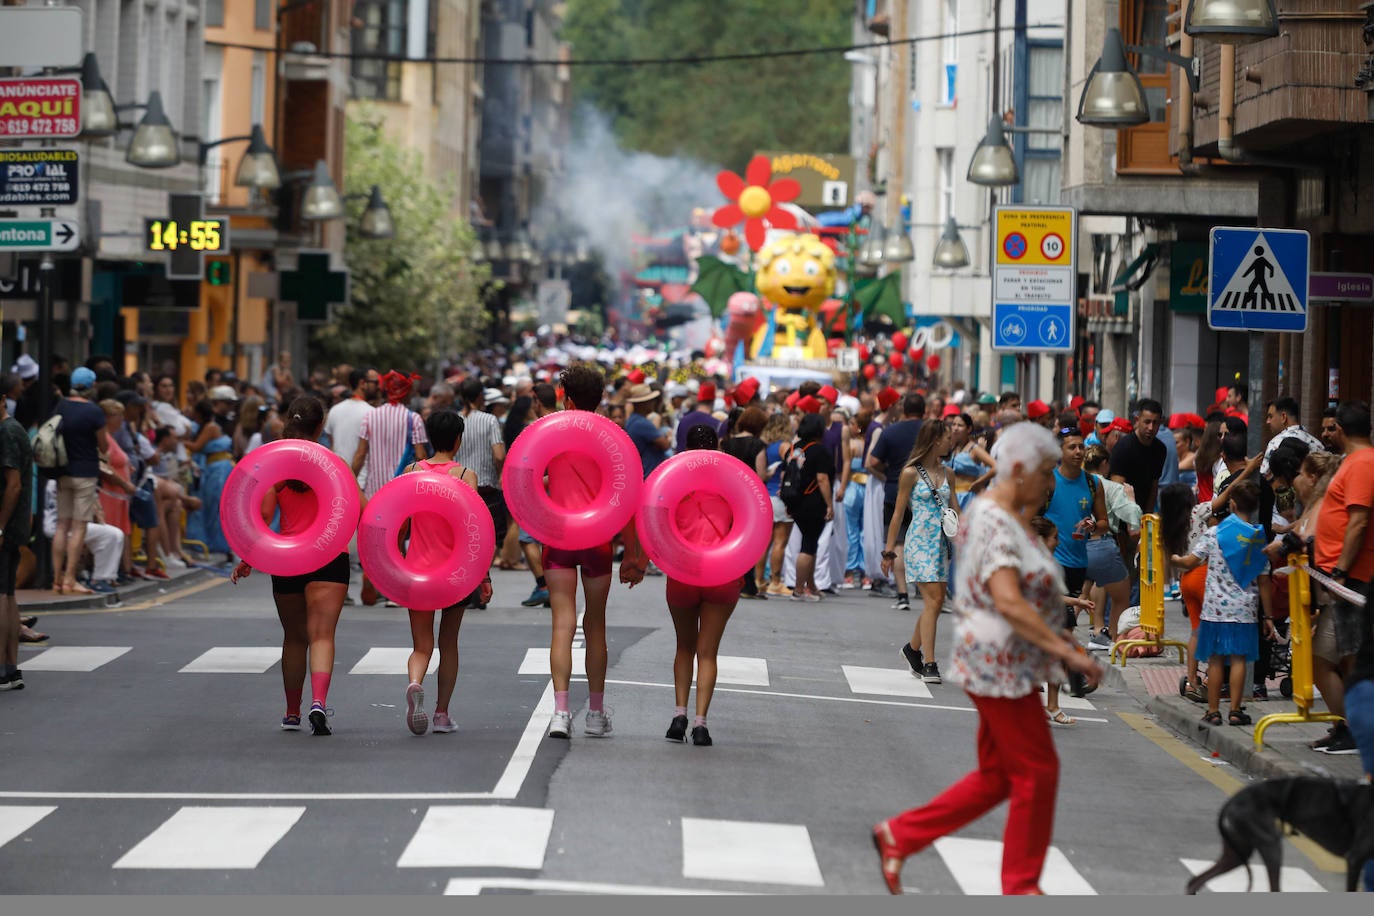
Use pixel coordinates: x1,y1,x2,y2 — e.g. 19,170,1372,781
279,251,349,323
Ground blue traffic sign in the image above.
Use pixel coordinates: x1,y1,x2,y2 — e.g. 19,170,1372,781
1207,226,1310,333
992,303,1074,350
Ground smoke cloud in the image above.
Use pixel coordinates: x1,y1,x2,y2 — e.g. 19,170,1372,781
537,106,722,279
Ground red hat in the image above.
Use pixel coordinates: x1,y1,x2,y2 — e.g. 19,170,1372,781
1225,407,1247,425
627,369,646,384
698,382,717,404
941,403,962,419
818,384,840,404
877,387,900,410
1215,387,1229,406
784,391,799,410
1026,399,1051,420
797,395,822,414
1108,417,1134,434
1069,395,1085,410
1168,412,1206,430
733,377,760,404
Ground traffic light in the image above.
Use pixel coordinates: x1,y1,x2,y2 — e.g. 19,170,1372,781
206,259,230,286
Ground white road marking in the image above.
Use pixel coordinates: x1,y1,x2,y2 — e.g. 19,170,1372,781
842,665,934,698
112,806,305,869
349,647,439,675
398,805,554,868
1180,857,1327,892
444,877,744,895
681,817,824,887
179,647,280,674
1054,693,1097,711
491,681,556,800
518,647,586,677
700,655,770,686
20,646,131,671
933,837,1096,895
0,805,56,849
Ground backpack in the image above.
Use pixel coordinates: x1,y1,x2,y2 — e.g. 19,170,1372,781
34,412,67,469
778,442,818,505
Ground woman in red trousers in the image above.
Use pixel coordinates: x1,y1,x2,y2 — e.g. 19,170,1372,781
871,422,1103,895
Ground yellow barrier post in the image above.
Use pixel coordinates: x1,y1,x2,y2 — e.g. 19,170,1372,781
1253,556,1344,749
1111,514,1188,667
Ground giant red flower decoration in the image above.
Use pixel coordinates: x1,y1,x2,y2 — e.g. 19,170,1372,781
713,155,800,252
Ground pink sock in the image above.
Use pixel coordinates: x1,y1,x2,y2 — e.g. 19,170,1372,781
285,688,303,717
310,672,331,708
554,690,570,713
589,692,604,713
694,715,707,728
674,706,687,718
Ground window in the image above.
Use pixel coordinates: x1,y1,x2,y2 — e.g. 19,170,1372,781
351,0,406,100
202,45,223,202
255,0,272,31
940,0,957,105
251,52,267,126
937,148,954,225
205,0,223,28
1013,41,1063,203
1117,0,1178,173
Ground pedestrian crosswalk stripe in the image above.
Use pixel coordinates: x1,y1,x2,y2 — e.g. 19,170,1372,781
444,877,739,895
841,665,934,699
680,817,825,887
1179,857,1326,892
1054,692,1096,711
697,656,770,687
349,647,439,675
933,837,1097,895
397,805,554,869
0,806,56,850
519,647,587,677
20,646,131,672
112,806,305,869
180,647,280,674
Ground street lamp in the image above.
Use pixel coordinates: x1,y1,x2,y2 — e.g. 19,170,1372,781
354,185,394,239
882,226,915,263
125,91,180,168
932,217,971,270
198,123,281,190
79,53,117,137
967,116,1019,187
1184,0,1278,44
859,221,888,267
1077,27,1200,128
300,160,344,220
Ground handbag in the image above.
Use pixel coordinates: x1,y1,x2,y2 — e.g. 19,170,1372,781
129,474,159,529
916,464,959,538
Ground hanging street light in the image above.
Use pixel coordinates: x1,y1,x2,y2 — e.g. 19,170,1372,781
79,53,117,137
357,184,395,239
859,221,888,267
967,116,1019,186
233,124,281,189
1184,0,1278,44
125,91,181,168
1076,28,1150,128
301,160,345,220
882,226,915,263
932,216,971,270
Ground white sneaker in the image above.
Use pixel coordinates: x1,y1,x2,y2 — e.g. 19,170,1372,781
1087,635,1112,651
585,706,614,738
547,710,572,739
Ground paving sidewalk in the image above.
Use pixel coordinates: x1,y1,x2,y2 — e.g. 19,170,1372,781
17,563,221,613
1097,594,1366,782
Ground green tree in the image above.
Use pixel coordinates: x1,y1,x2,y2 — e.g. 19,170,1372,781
561,0,851,171
312,108,491,374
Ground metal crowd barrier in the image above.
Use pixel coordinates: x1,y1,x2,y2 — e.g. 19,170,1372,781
1111,514,1188,667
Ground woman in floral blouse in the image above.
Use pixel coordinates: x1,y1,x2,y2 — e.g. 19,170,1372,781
871,422,1103,896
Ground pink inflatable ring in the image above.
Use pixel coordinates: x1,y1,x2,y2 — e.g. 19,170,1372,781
502,411,643,550
637,450,772,587
220,439,360,577
357,471,496,610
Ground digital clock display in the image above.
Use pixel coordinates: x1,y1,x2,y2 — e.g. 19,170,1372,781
145,218,229,253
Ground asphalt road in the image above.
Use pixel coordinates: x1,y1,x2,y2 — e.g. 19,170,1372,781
1,567,1350,895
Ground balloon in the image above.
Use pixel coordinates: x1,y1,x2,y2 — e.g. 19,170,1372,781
862,364,877,380
857,344,870,361
912,347,924,362
873,354,886,366
892,331,909,352
889,352,904,369
926,355,941,371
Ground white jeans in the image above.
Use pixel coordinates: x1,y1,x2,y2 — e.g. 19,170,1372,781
84,523,125,582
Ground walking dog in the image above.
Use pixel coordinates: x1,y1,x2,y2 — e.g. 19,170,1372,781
1185,776,1374,893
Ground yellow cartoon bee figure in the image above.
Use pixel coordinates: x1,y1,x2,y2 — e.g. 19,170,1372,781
751,233,836,360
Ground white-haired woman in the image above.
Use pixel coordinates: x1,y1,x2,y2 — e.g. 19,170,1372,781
871,422,1102,896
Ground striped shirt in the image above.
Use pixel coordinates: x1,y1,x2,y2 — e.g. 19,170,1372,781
456,408,503,488
359,403,428,498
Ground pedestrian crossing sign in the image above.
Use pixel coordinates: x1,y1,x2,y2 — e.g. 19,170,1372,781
1207,226,1310,333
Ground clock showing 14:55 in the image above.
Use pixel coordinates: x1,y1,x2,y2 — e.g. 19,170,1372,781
144,218,229,253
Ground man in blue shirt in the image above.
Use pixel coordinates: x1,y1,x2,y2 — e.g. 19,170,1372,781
624,383,670,477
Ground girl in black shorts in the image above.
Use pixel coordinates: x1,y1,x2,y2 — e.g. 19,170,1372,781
232,395,354,736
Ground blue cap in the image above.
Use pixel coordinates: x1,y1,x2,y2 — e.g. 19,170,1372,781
70,366,97,390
